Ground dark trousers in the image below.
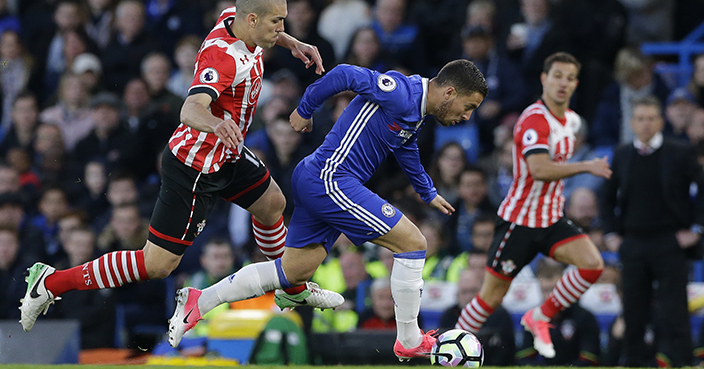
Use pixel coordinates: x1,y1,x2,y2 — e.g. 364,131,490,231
620,232,693,367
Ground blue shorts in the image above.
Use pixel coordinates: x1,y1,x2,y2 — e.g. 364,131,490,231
286,162,402,252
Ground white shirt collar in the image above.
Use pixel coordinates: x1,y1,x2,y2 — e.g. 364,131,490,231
633,132,663,155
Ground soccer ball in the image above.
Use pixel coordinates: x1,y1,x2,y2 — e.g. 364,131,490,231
430,329,484,367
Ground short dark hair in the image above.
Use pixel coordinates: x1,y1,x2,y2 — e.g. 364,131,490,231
632,95,662,115
543,52,581,74
435,60,488,98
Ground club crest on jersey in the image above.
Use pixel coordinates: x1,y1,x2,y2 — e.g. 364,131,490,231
248,77,262,105
500,259,516,276
522,128,538,146
381,203,396,217
195,219,206,237
377,74,397,92
199,67,219,84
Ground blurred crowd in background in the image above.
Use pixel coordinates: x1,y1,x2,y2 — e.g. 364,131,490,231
1,0,704,365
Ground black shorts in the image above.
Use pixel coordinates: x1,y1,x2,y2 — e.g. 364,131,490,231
486,217,586,280
148,146,270,255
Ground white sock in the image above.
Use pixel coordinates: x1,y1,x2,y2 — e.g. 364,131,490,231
391,251,426,349
198,261,282,314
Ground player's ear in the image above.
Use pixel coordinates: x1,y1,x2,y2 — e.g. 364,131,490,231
540,72,547,85
444,86,457,100
247,13,258,28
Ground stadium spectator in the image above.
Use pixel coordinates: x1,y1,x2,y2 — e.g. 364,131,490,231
0,30,33,130
601,96,700,367
688,109,704,146
481,135,513,207
85,0,114,49
142,0,204,58
447,166,494,255
167,36,201,99
141,52,183,123
590,47,670,148
73,92,128,171
446,216,494,282
358,277,396,330
428,142,468,206
40,73,94,151
97,203,149,252
0,226,32,320
0,192,45,262
71,53,104,95
70,161,109,221
664,87,697,141
31,187,69,262
420,219,453,281
460,25,527,155
317,0,372,61
690,53,704,108
343,26,390,74
370,0,423,73
101,0,159,93
264,0,335,87
0,92,39,158
505,0,569,100
565,187,605,251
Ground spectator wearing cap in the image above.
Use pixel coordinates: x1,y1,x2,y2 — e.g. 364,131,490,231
458,25,527,156
665,87,698,141
72,92,129,172
0,0,20,37
0,192,46,262
72,53,103,95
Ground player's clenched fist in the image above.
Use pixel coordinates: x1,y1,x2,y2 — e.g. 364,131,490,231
214,119,243,149
290,109,313,133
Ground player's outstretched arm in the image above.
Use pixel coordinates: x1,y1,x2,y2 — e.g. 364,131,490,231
526,153,612,182
180,93,243,149
276,32,324,75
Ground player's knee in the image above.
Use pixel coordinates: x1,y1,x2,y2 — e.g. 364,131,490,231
403,232,426,253
145,260,177,279
285,269,311,286
580,254,604,271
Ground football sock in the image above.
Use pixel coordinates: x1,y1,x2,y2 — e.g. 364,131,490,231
540,267,602,319
456,296,495,333
252,216,305,295
197,259,285,314
252,215,286,259
45,250,149,297
391,250,426,349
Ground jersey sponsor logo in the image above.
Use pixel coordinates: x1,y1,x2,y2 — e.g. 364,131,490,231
248,77,262,105
387,122,402,131
522,128,538,146
381,203,396,217
199,67,219,84
387,122,413,143
377,74,397,92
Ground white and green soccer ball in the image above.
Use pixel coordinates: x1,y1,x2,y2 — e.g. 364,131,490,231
430,329,484,368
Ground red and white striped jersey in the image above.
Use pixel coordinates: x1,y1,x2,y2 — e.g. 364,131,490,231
497,100,581,228
169,6,264,173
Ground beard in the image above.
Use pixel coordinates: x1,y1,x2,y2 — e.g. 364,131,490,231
434,99,453,126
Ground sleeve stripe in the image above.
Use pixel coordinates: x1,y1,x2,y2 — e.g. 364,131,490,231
188,85,220,101
523,147,550,158
522,144,549,155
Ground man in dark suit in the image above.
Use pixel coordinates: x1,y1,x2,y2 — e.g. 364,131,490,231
601,95,704,367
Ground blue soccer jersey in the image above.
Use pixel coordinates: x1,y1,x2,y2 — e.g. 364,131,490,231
287,64,438,249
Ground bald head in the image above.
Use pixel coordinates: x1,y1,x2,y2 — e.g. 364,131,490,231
566,187,598,228
237,0,286,16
